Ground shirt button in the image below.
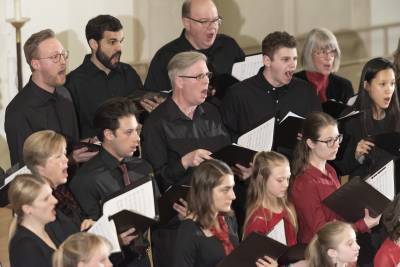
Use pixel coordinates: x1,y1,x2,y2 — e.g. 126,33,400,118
272,88,276,91
276,100,279,103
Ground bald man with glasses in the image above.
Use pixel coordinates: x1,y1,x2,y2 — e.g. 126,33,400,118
143,0,244,108
5,29,97,166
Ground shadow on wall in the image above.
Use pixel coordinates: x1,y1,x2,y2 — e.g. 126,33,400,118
57,30,88,72
215,0,260,53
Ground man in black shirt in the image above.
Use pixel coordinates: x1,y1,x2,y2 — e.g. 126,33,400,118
141,51,231,192
144,0,244,98
5,29,97,166
222,31,322,139
66,15,147,140
70,97,153,266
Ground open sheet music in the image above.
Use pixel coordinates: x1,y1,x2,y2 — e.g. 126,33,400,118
347,95,358,106
365,160,395,200
280,111,304,123
238,117,275,152
231,54,263,81
267,219,287,245
89,178,156,253
0,165,31,190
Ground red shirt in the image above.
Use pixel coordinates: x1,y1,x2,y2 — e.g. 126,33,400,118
291,163,368,244
305,71,329,102
374,238,400,266
244,207,297,246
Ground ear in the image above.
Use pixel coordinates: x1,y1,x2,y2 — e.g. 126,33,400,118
21,204,32,216
174,76,184,90
30,59,40,71
263,55,272,68
35,164,46,177
327,248,338,259
182,17,190,31
363,80,370,92
103,129,115,142
306,138,316,150
88,39,98,52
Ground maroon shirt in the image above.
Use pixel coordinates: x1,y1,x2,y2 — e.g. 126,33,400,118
291,163,368,244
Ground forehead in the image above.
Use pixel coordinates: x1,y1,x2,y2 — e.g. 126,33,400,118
190,0,218,18
273,47,297,59
117,115,137,130
371,68,395,81
270,163,290,177
35,183,52,199
37,38,64,56
317,124,339,138
102,30,124,40
215,174,235,188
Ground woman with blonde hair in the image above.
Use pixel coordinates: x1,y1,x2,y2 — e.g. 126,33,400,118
306,221,360,267
53,232,113,267
8,174,59,267
243,151,297,246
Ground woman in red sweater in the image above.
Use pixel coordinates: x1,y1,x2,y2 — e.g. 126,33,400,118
290,112,380,244
243,151,297,246
374,194,400,266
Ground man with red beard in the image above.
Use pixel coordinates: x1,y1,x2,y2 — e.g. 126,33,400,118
222,31,322,140
144,0,244,99
66,15,146,140
5,29,95,166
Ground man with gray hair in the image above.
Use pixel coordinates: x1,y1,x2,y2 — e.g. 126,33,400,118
144,0,244,97
142,51,231,191
5,29,97,166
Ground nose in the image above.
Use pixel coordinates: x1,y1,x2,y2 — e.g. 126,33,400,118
230,189,236,200
62,154,68,164
283,179,289,189
52,195,58,205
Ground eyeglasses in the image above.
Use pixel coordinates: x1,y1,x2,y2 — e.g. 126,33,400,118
179,72,213,81
314,134,343,148
185,16,223,27
314,48,337,58
36,50,69,63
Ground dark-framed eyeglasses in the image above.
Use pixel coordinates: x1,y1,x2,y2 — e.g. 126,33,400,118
184,16,223,27
179,72,213,81
314,48,337,58
314,134,343,147
36,50,69,63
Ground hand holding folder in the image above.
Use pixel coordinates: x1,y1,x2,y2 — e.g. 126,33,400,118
216,232,305,267
157,184,190,224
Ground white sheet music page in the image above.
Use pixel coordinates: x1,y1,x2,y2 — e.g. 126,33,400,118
365,160,395,200
237,117,275,152
1,165,31,190
231,54,263,81
103,180,155,219
280,111,304,124
267,219,287,245
347,95,358,106
89,215,121,253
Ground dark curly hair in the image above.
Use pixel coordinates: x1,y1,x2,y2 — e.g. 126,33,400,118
262,31,297,60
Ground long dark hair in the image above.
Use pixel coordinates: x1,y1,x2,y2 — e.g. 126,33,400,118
381,194,400,241
187,159,233,229
291,112,337,177
353,57,400,135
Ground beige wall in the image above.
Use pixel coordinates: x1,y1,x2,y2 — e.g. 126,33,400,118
1,0,400,169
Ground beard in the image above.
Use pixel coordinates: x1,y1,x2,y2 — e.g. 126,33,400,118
96,47,121,70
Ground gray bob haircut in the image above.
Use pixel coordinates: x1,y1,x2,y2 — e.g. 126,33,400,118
167,51,207,88
301,28,341,72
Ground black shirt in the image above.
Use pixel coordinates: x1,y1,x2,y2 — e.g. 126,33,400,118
5,78,79,166
221,67,322,138
66,55,145,139
173,216,239,267
294,70,354,103
144,30,245,92
69,147,154,220
141,97,231,191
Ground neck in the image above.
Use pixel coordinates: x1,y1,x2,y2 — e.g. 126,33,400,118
31,73,56,93
172,95,197,119
102,143,123,162
308,154,327,174
21,217,47,237
90,53,111,75
263,68,284,88
335,262,347,267
372,106,386,120
184,31,201,50
264,195,281,212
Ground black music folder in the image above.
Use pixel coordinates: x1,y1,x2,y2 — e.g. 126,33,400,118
274,113,304,150
102,176,159,234
367,132,400,158
322,99,349,118
322,177,390,222
157,184,191,224
73,142,101,152
217,232,305,267
211,144,257,167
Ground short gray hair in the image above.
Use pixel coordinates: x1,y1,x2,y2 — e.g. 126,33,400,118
182,0,191,17
301,28,341,72
167,51,207,88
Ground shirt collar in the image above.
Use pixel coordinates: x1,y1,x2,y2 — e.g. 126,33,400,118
99,147,122,170
82,54,123,75
28,78,59,106
255,67,290,94
304,163,335,181
164,97,206,121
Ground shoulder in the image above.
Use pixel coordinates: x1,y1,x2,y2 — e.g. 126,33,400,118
289,77,315,92
329,73,353,86
227,75,259,96
293,70,308,81
126,157,153,175
119,62,140,76
216,34,240,46
72,154,104,185
152,36,184,60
